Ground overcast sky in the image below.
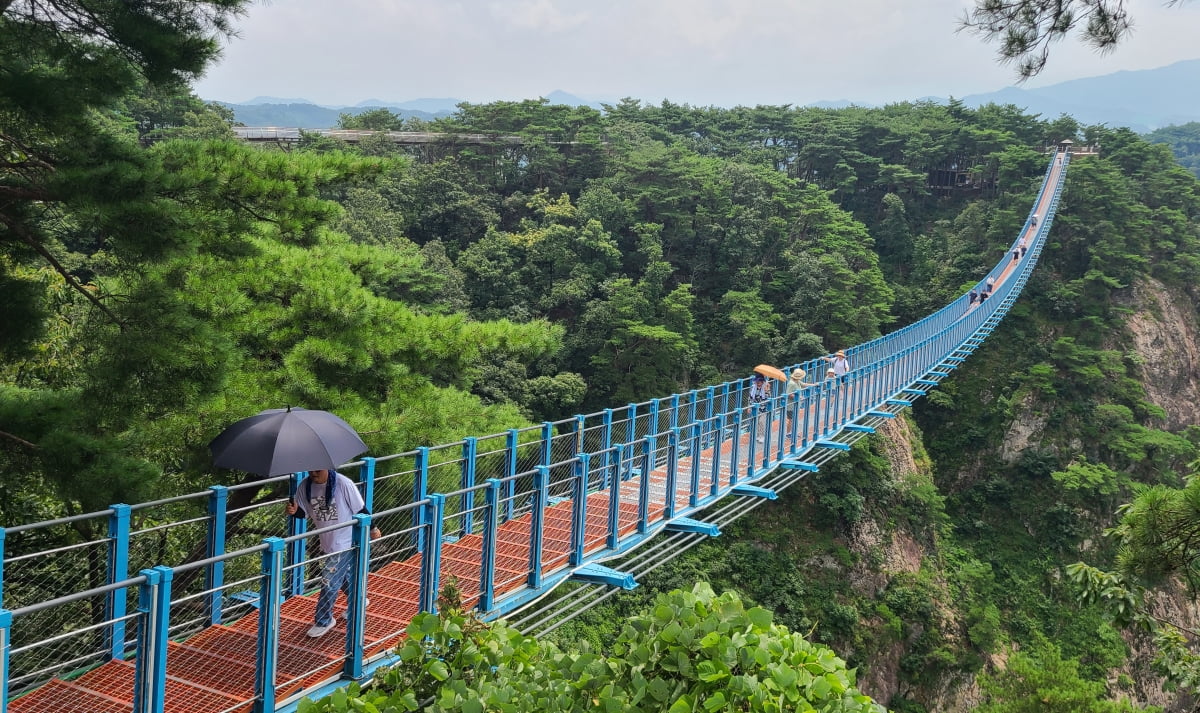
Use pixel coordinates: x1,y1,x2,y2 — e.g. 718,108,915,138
194,0,1200,107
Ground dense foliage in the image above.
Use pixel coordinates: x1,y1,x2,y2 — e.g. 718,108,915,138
302,583,884,713
1146,122,1200,179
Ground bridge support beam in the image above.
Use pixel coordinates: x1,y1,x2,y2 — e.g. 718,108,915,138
731,484,777,500
844,424,875,434
665,517,721,537
815,440,851,452
867,410,896,419
779,461,820,472
570,563,637,590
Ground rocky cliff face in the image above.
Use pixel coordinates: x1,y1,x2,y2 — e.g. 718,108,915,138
850,277,1200,712
846,417,991,711
1120,277,1200,432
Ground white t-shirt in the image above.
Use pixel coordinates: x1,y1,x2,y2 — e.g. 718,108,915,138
295,471,365,554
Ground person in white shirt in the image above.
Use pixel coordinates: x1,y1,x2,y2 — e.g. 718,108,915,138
823,350,850,377
285,469,381,637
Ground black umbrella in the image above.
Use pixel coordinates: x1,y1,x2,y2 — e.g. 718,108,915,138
209,407,368,477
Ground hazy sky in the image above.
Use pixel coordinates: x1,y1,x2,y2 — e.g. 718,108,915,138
194,0,1200,107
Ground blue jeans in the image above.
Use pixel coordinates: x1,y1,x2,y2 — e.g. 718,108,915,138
314,550,354,627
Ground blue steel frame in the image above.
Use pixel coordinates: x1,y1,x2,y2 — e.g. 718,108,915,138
0,150,1071,713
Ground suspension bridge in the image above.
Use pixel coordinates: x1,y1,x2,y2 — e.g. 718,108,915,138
0,147,1073,713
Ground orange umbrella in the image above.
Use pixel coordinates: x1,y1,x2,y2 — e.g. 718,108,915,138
753,364,787,382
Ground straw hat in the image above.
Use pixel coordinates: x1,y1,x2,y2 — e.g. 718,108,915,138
790,369,806,381
835,350,845,357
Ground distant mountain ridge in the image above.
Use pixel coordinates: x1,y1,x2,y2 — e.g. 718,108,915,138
211,59,1200,131
956,58,1200,132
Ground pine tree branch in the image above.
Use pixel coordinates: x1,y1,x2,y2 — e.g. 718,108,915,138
1148,611,1200,639
0,185,52,201
0,429,39,450
0,213,126,329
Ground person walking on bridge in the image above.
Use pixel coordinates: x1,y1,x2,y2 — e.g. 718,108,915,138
286,469,382,637
747,373,772,443
823,350,850,378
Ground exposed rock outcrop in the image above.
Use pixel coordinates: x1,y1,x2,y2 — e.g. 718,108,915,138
1120,278,1200,431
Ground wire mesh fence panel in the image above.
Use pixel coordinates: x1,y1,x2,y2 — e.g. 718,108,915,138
4,540,113,658
273,529,353,696
373,452,421,512
546,419,579,467
491,479,536,600
426,443,466,524
154,550,266,706
7,587,137,698
644,438,672,528
369,501,423,575
509,429,545,483
127,517,208,599
607,404,634,446
438,486,489,547
540,459,577,576
361,525,420,656
3,516,112,616
577,416,609,457
473,432,510,483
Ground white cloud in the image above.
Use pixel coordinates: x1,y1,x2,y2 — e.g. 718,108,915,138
488,0,589,32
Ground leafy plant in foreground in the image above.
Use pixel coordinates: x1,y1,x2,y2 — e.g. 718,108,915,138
301,581,884,712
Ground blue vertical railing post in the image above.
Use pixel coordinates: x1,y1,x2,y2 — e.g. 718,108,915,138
570,454,590,566
479,479,501,612
665,429,680,520
528,466,548,588
360,457,376,513
132,568,163,713
711,415,725,496
414,448,430,554
573,415,586,457
0,528,4,711
788,393,800,455
105,503,131,660
649,399,661,438
461,438,477,536
606,446,622,549
599,411,613,488
775,397,787,461
254,539,284,713
689,423,702,508
0,608,10,713
731,410,744,487
540,422,554,466
344,514,371,680
205,486,228,626
504,430,518,521
286,472,307,598
626,403,639,443
669,394,680,432
419,494,445,614
637,436,653,534
148,566,172,713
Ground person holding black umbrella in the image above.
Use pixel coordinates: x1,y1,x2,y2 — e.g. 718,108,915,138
285,468,382,637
